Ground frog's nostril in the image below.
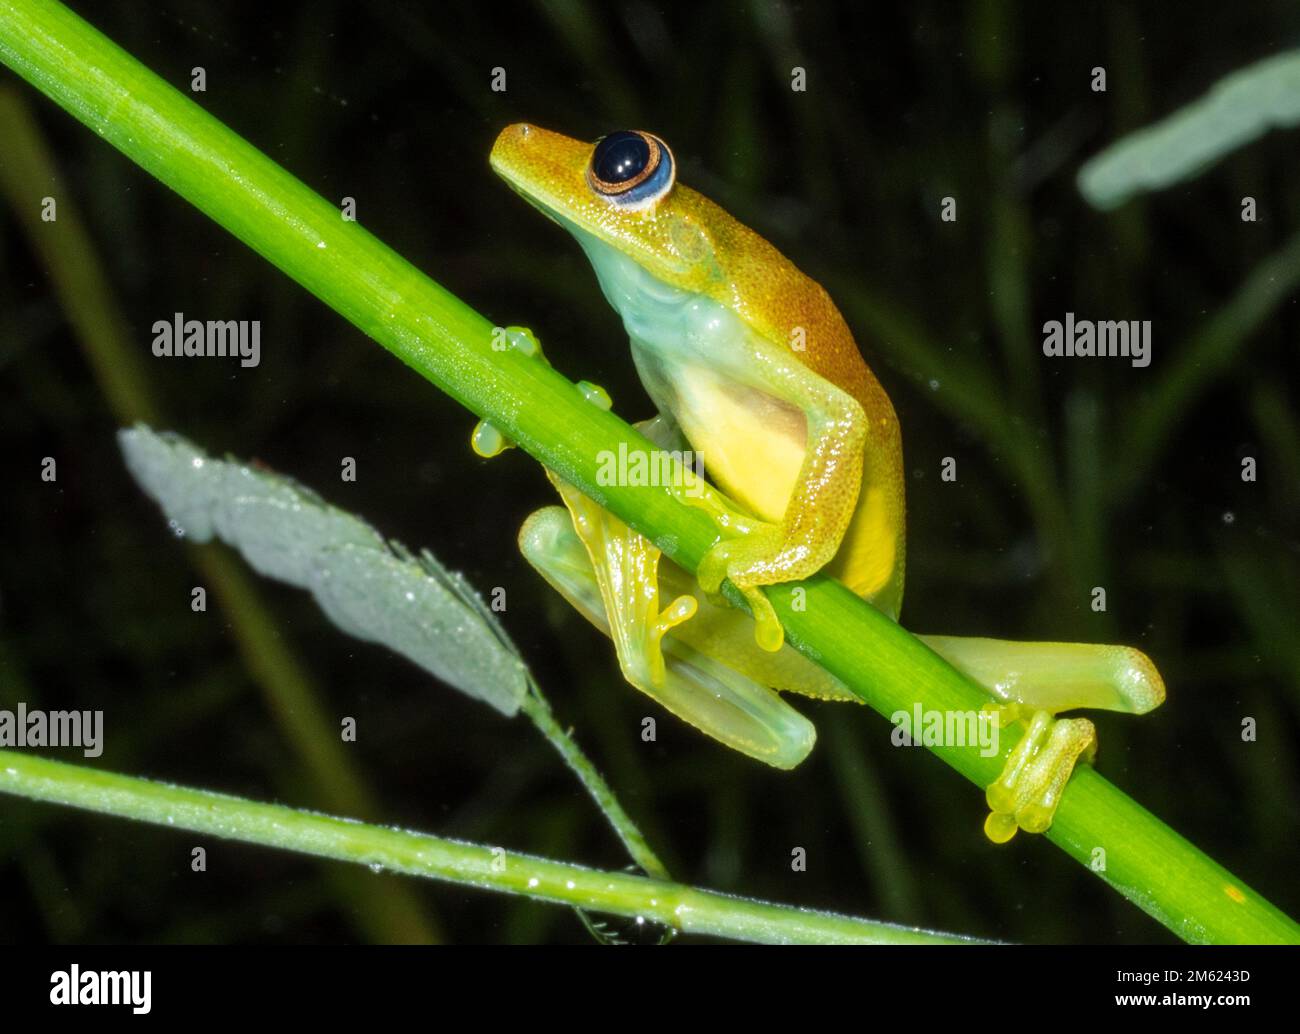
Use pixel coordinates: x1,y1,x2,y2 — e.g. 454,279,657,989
518,123,532,139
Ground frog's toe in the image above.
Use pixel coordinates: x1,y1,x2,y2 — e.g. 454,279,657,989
983,811,1020,845
640,592,698,686
984,710,1095,842
695,538,731,596
696,537,786,652
470,419,514,458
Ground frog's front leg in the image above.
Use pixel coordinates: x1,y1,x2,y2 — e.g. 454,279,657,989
680,340,871,653
918,635,1166,843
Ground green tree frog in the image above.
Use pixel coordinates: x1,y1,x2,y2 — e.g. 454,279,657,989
485,124,1165,842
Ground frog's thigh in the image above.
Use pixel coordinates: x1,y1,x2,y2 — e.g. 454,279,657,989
917,635,1166,715
518,503,815,769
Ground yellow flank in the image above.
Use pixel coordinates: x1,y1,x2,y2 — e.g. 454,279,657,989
830,483,904,617
671,365,806,522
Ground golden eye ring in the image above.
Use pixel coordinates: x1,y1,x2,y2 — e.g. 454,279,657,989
586,130,675,206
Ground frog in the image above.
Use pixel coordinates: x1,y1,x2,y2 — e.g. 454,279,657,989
485,124,1165,842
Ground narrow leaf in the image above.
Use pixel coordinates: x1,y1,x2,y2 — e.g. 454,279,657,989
1079,50,1300,209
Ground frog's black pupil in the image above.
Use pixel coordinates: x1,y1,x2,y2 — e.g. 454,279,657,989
592,131,650,184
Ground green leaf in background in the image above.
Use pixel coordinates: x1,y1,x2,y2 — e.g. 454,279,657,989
1079,50,1300,209
118,425,528,716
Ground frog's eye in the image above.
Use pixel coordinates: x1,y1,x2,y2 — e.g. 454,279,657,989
587,130,675,209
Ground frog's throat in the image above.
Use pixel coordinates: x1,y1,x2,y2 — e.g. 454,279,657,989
564,219,802,532
565,220,709,337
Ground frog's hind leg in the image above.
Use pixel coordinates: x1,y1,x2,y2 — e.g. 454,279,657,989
519,495,816,770
918,635,1166,842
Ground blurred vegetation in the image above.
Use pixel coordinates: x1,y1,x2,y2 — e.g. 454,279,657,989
1,0,1297,944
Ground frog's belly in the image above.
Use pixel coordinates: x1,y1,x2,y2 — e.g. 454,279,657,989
671,365,806,523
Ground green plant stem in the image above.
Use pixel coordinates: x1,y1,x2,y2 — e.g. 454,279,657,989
0,0,1296,943
0,750,975,945
521,682,670,881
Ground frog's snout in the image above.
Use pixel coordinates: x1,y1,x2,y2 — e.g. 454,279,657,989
489,122,532,174
491,123,589,177
495,122,532,150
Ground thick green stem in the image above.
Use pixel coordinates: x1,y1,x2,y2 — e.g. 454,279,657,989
0,0,1296,943
0,750,974,945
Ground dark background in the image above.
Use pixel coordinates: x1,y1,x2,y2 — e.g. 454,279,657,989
1,0,1297,944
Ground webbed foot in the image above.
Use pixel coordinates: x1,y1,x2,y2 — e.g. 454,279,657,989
518,503,816,768
982,706,1096,843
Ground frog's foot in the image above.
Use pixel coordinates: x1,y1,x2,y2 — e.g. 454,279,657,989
519,505,816,768
982,707,1096,843
471,325,547,458
654,446,785,652
637,590,698,687
695,530,788,653
541,469,702,686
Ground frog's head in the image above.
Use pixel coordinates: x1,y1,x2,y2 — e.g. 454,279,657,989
490,124,727,297
491,124,849,361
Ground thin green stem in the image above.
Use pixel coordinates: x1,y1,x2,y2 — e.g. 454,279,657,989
521,682,670,881
0,750,977,945
0,0,1296,943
